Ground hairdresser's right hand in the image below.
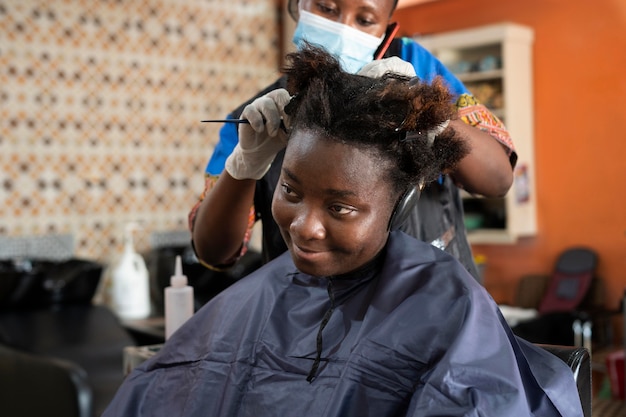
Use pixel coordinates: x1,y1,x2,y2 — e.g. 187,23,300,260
225,89,291,180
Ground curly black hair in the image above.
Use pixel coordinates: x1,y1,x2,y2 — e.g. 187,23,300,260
282,44,469,196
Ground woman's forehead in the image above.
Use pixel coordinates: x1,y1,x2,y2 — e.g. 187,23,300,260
284,130,390,194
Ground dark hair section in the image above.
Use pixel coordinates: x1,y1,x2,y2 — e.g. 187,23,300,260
282,44,469,195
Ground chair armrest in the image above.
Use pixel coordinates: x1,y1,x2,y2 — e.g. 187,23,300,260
539,344,591,417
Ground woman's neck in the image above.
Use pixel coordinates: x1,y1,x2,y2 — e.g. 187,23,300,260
331,244,387,282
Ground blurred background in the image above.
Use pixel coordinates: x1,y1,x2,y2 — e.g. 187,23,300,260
0,0,625,415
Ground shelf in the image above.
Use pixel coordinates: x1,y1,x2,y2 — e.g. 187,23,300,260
455,69,504,82
467,229,517,244
491,108,505,119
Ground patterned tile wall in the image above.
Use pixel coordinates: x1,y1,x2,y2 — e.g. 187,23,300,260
0,0,281,262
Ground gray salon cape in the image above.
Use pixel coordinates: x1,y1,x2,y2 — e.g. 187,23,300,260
103,232,582,417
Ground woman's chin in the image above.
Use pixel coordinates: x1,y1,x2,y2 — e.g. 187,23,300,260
290,253,339,277
291,256,326,277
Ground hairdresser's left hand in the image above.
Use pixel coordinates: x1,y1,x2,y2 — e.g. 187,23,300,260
358,57,416,78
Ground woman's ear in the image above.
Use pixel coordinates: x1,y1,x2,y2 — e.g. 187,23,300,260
287,0,299,21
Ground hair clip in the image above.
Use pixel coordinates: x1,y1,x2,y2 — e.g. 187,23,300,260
426,120,449,146
394,113,409,133
398,120,449,146
400,130,423,143
408,77,422,87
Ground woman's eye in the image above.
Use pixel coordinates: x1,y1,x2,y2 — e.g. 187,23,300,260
281,183,294,195
330,205,354,215
281,183,301,200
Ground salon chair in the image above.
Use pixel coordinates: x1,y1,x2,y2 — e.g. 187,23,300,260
0,304,134,416
512,247,610,349
0,258,136,416
0,343,92,417
540,344,591,417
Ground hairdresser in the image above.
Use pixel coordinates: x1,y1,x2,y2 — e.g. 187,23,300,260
189,0,516,279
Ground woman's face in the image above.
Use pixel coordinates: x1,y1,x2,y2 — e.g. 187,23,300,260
298,0,393,38
272,129,396,277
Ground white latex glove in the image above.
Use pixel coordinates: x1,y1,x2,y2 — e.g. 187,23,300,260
225,89,291,180
357,57,416,78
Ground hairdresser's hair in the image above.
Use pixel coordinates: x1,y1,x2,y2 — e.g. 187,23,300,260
282,44,469,196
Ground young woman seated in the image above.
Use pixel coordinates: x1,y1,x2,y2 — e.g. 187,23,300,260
103,45,583,417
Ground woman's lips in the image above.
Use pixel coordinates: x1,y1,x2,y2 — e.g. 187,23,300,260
292,244,327,262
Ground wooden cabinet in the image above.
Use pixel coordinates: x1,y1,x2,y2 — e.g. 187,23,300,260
415,23,536,243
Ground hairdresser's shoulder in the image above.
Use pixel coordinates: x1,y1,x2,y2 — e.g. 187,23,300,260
388,36,433,56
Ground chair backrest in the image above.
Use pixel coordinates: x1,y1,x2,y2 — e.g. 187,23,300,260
0,343,93,417
540,344,591,417
538,247,598,315
515,274,550,309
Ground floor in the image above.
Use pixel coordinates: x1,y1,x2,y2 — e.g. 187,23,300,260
590,346,624,417
592,397,625,416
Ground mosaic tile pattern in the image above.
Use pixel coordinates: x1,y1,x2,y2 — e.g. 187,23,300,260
0,0,281,262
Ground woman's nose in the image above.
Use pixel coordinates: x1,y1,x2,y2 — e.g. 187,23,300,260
290,207,326,240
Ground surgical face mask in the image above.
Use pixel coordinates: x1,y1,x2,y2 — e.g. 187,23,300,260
292,10,384,74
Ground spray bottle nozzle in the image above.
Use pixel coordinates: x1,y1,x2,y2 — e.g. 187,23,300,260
123,221,142,251
170,255,188,288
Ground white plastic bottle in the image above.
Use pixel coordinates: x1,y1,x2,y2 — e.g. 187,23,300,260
164,255,194,340
110,222,151,320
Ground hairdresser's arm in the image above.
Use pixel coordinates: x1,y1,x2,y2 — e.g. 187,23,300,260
449,120,513,198
357,58,513,197
192,89,291,266
192,173,256,266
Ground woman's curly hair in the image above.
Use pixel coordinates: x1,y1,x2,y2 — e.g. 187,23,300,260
282,44,469,196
